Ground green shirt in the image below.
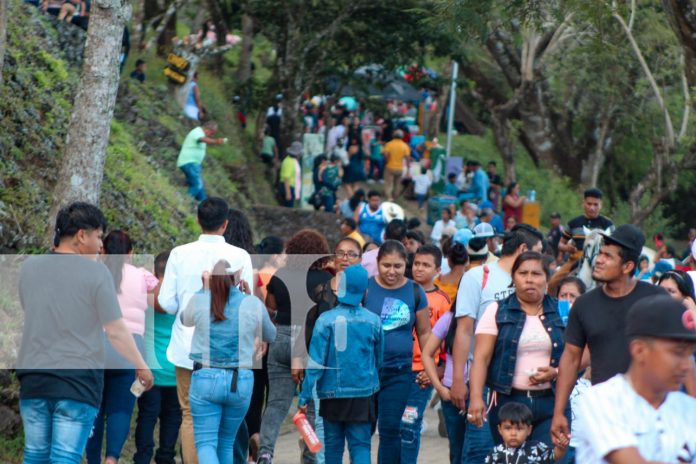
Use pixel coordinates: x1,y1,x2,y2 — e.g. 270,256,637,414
261,135,276,156
144,309,178,387
176,127,207,167
280,155,296,187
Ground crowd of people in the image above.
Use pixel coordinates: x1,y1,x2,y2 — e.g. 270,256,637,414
14,179,696,464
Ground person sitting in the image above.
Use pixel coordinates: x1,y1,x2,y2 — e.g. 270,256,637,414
444,173,459,197
458,160,489,203
130,59,147,83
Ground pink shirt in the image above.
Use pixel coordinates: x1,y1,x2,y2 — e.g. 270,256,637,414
361,248,379,278
476,302,552,390
117,263,159,335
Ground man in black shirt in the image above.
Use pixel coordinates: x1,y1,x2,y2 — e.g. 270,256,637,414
17,202,152,463
550,224,665,447
558,188,613,254
546,212,564,259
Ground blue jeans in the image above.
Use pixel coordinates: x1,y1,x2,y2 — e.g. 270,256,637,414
133,385,182,464
415,194,427,209
323,192,336,213
180,162,207,201
86,370,138,463
400,380,433,464
488,390,570,448
21,398,99,464
324,420,371,464
441,400,466,464
190,368,254,464
462,387,494,464
278,184,296,208
377,367,414,464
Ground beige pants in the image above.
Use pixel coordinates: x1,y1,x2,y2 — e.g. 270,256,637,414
384,167,403,201
176,367,197,464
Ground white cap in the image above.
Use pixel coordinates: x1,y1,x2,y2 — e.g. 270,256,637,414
473,222,496,238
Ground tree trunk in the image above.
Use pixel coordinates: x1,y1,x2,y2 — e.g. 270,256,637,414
130,0,145,51
0,0,7,87
491,110,516,183
454,99,485,136
47,0,131,244
236,13,254,84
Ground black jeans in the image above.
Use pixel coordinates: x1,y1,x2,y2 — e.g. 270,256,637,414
133,386,182,464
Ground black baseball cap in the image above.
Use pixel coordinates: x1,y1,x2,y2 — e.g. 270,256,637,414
550,212,561,219
600,224,645,254
626,295,696,341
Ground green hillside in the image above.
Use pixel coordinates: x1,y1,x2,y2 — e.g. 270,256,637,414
0,0,275,255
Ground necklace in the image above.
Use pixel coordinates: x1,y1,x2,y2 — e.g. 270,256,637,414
521,301,543,316
503,445,523,464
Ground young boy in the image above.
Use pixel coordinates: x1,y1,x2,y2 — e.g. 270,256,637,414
485,403,567,464
298,265,383,464
401,245,452,462
412,166,432,209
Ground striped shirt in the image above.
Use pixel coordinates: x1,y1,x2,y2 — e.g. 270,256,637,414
574,375,696,464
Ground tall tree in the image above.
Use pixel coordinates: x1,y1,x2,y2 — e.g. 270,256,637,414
0,0,7,86
47,0,131,239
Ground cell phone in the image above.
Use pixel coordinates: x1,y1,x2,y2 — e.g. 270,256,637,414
558,300,571,326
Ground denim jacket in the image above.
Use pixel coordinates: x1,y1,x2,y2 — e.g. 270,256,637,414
298,303,383,406
182,287,277,368
486,294,565,394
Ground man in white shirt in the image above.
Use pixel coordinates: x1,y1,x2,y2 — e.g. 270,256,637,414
574,295,696,464
158,197,253,464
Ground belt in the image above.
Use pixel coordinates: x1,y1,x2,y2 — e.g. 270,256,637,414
509,388,553,398
192,362,238,392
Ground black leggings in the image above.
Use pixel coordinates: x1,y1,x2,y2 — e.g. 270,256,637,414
245,353,269,435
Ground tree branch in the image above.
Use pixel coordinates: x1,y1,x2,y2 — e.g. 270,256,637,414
679,54,691,140
144,0,185,51
613,12,676,148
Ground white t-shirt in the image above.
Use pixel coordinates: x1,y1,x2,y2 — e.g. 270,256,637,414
431,219,456,244
569,377,591,447
412,173,432,195
574,374,696,464
455,261,514,363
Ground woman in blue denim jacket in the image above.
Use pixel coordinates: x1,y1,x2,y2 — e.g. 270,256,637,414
468,251,570,450
298,264,383,464
181,260,276,464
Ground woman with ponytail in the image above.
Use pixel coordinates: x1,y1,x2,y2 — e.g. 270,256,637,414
181,259,276,464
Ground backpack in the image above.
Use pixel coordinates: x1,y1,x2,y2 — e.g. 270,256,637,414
322,165,342,191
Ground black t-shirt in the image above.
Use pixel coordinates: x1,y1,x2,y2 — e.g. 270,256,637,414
564,281,666,384
547,226,563,255
320,394,377,423
564,214,613,249
267,269,332,326
17,253,122,408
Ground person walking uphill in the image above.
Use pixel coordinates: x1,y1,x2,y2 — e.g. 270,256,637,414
177,120,227,202
298,265,384,464
16,202,153,464
279,141,303,208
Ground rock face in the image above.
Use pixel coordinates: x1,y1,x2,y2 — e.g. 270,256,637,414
248,205,343,246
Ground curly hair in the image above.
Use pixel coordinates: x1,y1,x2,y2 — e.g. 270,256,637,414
285,229,330,255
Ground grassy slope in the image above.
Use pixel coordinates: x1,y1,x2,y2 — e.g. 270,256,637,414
0,0,275,255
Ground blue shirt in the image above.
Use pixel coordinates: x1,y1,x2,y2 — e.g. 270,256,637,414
182,287,276,368
364,278,427,369
358,204,386,245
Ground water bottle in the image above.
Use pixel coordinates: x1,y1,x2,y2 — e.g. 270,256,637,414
293,411,322,453
529,189,536,202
